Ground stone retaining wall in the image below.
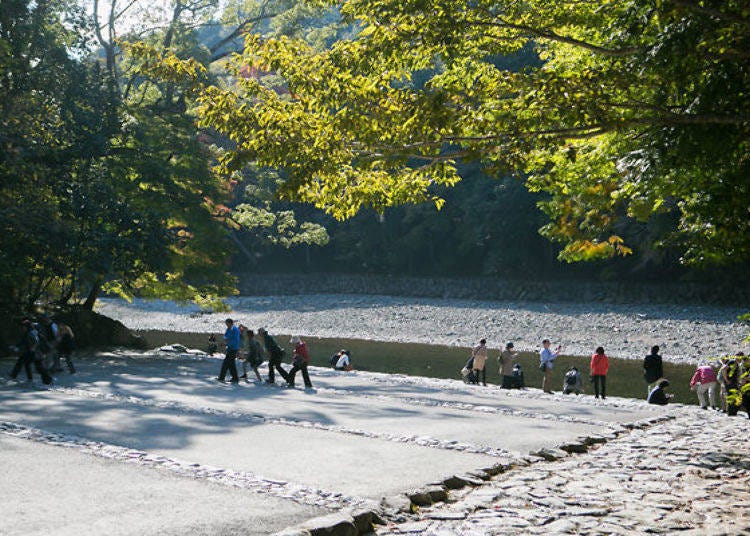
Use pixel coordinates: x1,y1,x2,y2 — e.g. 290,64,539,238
235,273,750,306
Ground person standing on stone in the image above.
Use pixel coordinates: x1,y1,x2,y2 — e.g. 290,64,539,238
498,342,518,389
590,346,609,399
258,328,290,384
240,328,264,382
643,345,664,397
539,339,561,394
218,318,240,383
287,336,313,389
690,363,718,410
471,338,488,386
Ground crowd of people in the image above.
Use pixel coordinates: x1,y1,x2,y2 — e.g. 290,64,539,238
461,337,750,417
6,314,749,418
213,319,355,390
8,316,76,385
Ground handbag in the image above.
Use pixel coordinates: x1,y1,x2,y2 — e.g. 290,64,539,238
539,362,547,372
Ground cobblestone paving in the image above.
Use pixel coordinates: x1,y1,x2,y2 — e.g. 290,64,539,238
378,410,750,535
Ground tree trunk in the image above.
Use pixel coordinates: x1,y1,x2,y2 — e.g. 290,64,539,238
83,277,103,310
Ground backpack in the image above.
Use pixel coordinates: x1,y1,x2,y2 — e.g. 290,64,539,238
565,370,578,386
330,353,340,367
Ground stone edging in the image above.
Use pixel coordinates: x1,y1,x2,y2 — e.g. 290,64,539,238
272,414,674,536
0,420,372,511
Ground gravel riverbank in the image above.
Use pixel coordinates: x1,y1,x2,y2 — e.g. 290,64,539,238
96,295,749,365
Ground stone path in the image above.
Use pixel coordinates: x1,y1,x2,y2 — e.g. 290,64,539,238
376,410,750,536
2,351,748,535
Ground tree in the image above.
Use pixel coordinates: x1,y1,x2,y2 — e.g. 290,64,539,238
185,0,750,266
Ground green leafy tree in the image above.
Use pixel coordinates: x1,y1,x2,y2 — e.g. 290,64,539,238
184,0,750,266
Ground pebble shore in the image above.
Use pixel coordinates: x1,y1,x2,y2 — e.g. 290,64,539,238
97,295,749,364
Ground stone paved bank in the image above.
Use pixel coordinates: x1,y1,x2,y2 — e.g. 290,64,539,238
374,410,750,536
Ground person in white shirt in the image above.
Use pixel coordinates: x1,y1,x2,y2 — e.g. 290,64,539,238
335,350,352,371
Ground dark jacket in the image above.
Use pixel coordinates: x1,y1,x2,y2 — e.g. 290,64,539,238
643,353,663,383
263,334,284,362
648,386,669,405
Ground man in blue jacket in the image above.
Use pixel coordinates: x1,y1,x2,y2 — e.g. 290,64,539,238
218,318,240,383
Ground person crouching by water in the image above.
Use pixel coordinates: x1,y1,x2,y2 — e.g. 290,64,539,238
258,328,290,384
287,336,313,389
562,366,583,395
240,327,263,382
648,379,674,405
218,318,240,383
590,346,609,399
334,350,353,371
471,338,488,386
540,339,561,394
498,342,518,389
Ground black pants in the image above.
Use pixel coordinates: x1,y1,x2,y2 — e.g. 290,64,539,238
53,351,76,373
219,349,239,382
287,361,312,387
501,375,514,389
268,359,289,383
10,351,52,384
472,368,486,385
592,374,606,398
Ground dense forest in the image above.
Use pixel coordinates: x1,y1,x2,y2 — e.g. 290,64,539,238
2,0,749,318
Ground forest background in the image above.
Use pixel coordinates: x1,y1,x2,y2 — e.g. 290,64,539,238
2,0,749,322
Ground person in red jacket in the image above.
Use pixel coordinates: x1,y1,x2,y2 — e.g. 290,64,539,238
590,346,609,399
287,336,313,389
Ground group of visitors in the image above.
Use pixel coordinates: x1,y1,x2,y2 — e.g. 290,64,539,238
462,337,750,416
8,316,76,385
214,319,355,390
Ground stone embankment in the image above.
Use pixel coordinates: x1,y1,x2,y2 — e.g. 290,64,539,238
235,273,750,307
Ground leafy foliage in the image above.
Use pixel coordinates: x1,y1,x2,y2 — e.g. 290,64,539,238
188,0,750,265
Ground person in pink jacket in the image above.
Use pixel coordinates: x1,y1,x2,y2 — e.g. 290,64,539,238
690,364,718,410
590,346,609,399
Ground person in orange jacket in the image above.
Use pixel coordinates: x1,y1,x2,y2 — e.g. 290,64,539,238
590,346,609,399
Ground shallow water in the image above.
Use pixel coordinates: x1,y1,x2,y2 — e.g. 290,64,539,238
138,330,701,405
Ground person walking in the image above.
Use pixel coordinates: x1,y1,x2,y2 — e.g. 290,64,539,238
240,328,264,382
218,318,240,383
471,338,488,386
590,346,609,399
10,319,53,385
690,363,718,409
258,328,290,384
287,336,313,389
52,321,76,373
498,342,518,389
643,345,664,397
539,339,561,394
